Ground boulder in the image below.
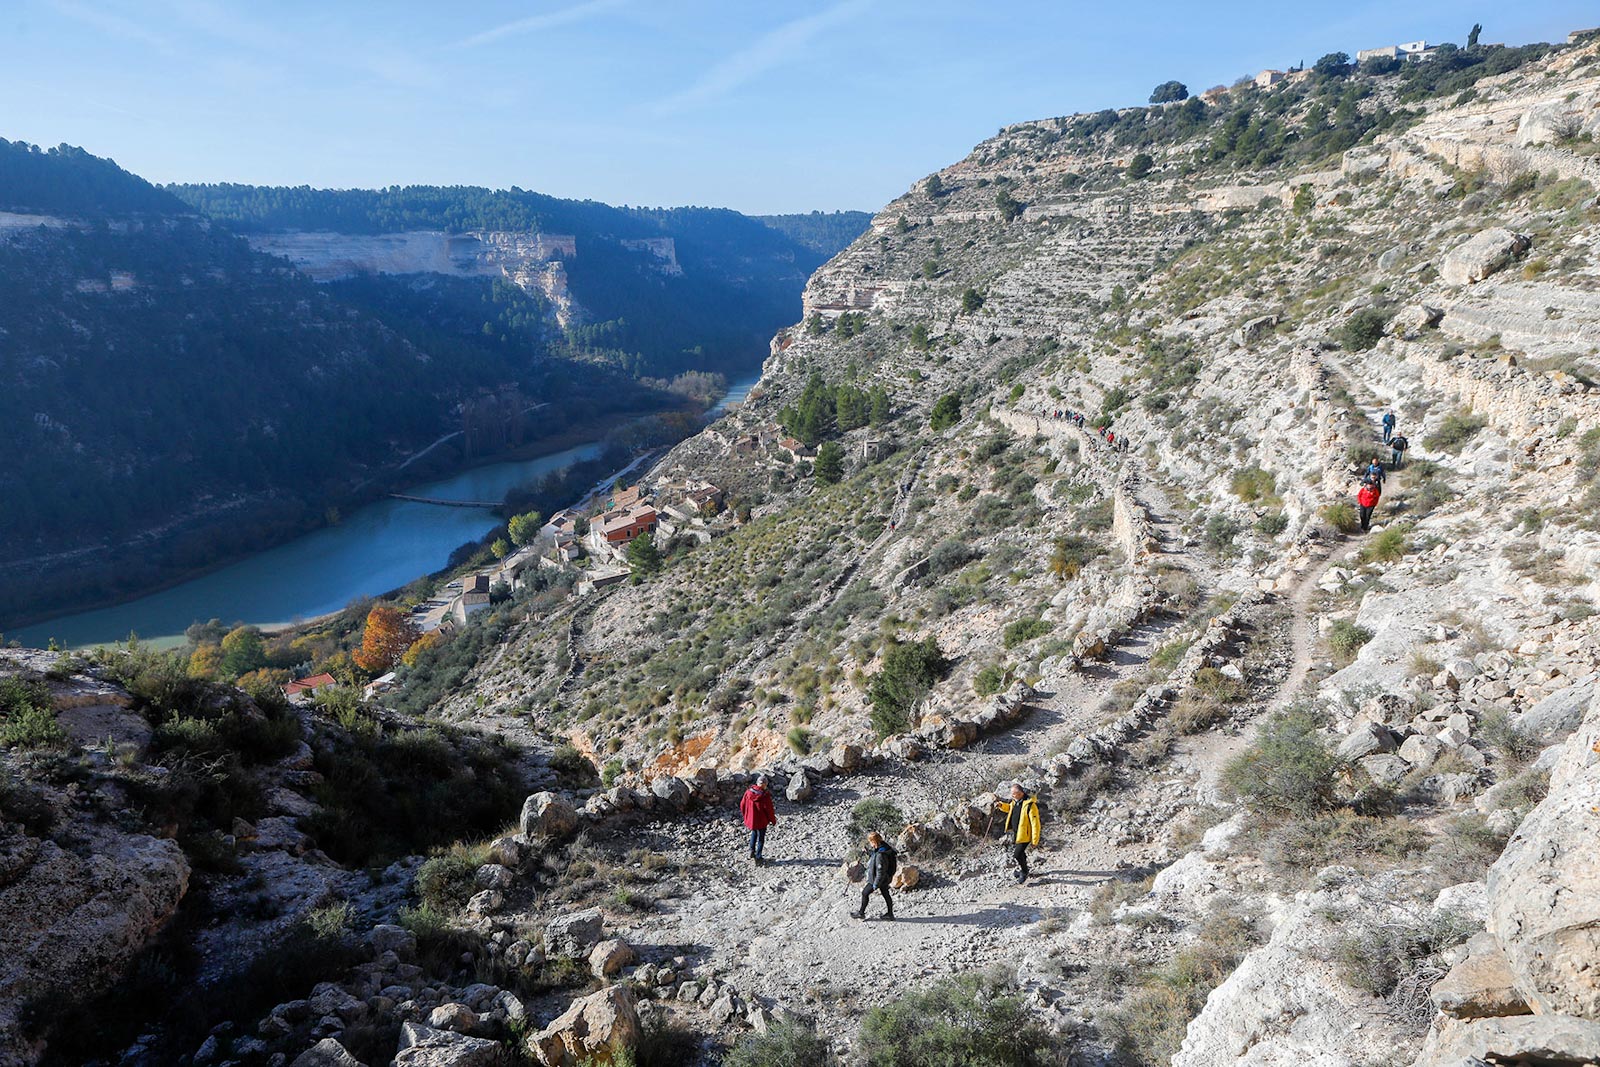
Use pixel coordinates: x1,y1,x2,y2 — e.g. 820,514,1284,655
830,743,863,775
546,909,605,959
520,792,578,838
1358,754,1410,789
487,834,527,868
944,720,980,748
289,1039,365,1067
1440,227,1530,286
1517,96,1597,147
589,939,637,980
475,864,514,891
394,1022,501,1067
466,890,503,916
1517,679,1595,743
650,775,691,809
1414,1015,1600,1067
1234,313,1279,346
1398,733,1444,769
367,924,417,959
1337,723,1396,761
1431,934,1530,1019
1485,687,1600,1019
1389,303,1444,336
709,989,739,1025
785,770,815,803
427,1003,481,1033
528,986,642,1067
841,860,865,883
891,865,920,890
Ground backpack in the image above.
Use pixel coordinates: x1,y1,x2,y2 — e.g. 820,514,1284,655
878,844,898,884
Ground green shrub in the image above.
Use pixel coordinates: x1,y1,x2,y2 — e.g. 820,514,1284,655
1230,466,1276,502
1338,308,1392,351
1327,620,1374,665
1255,510,1289,537
847,797,906,844
973,664,1008,697
415,842,491,912
857,971,1061,1067
1257,811,1427,873
1204,514,1244,554
0,677,65,748
1476,708,1540,765
1002,618,1052,649
868,637,950,738
930,393,963,431
1049,534,1104,580
1221,709,1340,817
1423,411,1488,452
1330,910,1474,998
1322,501,1361,534
725,1018,831,1067
1359,527,1409,563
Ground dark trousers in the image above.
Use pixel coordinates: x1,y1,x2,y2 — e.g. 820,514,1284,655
859,883,893,916
1359,504,1374,531
749,827,766,858
1391,451,1403,468
1383,425,1393,444
1012,843,1030,878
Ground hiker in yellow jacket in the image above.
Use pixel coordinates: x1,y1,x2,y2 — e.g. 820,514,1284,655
995,781,1041,884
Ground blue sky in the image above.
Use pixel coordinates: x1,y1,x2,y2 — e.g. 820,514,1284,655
1,1,1593,214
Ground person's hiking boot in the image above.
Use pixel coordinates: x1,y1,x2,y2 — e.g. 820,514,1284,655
852,909,865,920
1015,870,1027,884
883,911,895,921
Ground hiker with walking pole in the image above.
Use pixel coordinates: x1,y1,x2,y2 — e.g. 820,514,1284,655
853,831,896,921
993,781,1042,884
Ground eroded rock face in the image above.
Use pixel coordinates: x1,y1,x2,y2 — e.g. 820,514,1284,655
527,985,641,1067
0,827,189,1063
520,792,578,839
1484,684,1600,1020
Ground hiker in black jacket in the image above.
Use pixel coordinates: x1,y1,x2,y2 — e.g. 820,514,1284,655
853,831,896,921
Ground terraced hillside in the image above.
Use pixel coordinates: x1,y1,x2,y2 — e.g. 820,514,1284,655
6,33,1600,1067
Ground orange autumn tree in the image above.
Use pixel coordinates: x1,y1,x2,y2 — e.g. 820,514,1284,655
353,605,420,674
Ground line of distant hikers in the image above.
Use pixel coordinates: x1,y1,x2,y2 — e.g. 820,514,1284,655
1356,409,1409,532
738,775,1044,921
1040,406,1132,452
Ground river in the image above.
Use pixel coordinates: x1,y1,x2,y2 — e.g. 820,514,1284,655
14,370,762,650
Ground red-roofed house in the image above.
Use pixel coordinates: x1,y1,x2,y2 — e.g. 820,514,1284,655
284,672,339,699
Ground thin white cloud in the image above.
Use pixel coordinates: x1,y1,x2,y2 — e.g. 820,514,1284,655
456,0,626,48
49,0,175,52
652,0,874,115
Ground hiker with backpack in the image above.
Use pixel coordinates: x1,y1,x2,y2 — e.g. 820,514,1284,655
1357,478,1381,532
1381,411,1397,445
854,831,896,920
1390,434,1408,469
994,781,1042,884
739,775,777,866
1364,456,1386,487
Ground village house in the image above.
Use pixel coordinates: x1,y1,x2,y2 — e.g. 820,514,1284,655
1254,69,1286,89
683,482,724,514
284,672,339,700
591,502,658,560
363,671,398,701
550,533,582,562
452,573,492,624
733,434,760,454
1356,40,1439,63
608,482,649,511
778,436,815,460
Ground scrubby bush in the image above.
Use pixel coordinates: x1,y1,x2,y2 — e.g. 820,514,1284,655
1204,514,1244,554
929,539,980,576
857,971,1061,1066
930,393,963,432
868,637,950,738
1423,411,1487,452
973,663,1008,697
1327,620,1374,665
1338,308,1391,351
1359,527,1409,563
1222,708,1340,817
0,676,64,748
1322,501,1361,534
415,842,492,912
725,1018,832,1067
1049,533,1104,580
1002,618,1053,649
1255,510,1289,537
1230,466,1276,502
847,797,906,844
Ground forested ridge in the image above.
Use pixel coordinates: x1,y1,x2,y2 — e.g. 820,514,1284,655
1,142,840,627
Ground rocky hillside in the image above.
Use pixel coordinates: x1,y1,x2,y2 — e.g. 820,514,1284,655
7,31,1600,1067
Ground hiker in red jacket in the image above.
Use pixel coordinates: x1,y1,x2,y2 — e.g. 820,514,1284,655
1357,479,1381,532
739,775,778,866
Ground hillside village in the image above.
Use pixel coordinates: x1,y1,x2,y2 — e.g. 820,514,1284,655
6,23,1600,1067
